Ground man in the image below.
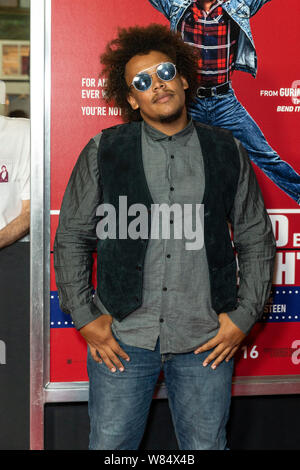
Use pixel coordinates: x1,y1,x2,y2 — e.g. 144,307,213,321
148,0,300,204
54,24,276,450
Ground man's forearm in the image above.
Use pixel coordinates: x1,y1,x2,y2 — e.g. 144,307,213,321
53,231,99,329
0,209,30,249
226,238,276,334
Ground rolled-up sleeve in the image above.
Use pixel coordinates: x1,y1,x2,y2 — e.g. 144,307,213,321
147,0,172,18
226,139,276,335
53,135,103,330
247,0,272,17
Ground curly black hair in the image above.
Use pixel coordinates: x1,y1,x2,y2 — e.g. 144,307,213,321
100,24,199,122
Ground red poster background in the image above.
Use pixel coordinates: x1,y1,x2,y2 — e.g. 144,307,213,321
50,0,300,385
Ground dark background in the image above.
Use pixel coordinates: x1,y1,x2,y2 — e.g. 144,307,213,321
44,395,300,450
0,242,30,450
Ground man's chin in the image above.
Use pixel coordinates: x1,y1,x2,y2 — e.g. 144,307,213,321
158,107,184,124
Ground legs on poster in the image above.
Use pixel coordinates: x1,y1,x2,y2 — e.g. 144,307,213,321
87,337,233,450
188,89,300,204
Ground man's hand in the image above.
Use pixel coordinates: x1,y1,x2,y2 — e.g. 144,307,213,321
80,315,130,372
194,313,246,369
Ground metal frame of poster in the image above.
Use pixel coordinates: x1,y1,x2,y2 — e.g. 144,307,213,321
30,0,300,450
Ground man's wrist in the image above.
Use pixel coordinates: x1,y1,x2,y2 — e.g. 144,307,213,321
225,306,257,336
71,302,103,330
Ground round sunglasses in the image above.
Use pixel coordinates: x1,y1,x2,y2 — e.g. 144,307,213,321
130,62,177,92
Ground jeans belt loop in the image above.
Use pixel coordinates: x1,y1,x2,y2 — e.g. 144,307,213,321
196,87,206,98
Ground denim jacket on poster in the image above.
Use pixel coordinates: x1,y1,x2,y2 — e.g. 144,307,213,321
148,0,272,77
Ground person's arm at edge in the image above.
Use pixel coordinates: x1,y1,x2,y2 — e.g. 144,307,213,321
0,199,30,249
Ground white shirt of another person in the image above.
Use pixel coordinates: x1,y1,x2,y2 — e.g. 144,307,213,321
0,116,30,237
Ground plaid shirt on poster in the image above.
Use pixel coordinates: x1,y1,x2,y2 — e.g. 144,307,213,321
179,0,240,86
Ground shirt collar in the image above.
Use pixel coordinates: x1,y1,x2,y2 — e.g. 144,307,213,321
142,119,194,144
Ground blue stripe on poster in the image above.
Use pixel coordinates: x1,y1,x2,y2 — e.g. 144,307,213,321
50,291,75,328
261,286,300,323
50,286,300,328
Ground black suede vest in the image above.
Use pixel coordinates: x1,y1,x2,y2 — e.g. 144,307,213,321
97,121,240,321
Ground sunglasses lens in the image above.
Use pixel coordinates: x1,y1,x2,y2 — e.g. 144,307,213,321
156,62,176,81
132,73,152,91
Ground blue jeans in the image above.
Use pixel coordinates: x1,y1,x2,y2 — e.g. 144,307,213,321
189,89,300,204
87,337,234,450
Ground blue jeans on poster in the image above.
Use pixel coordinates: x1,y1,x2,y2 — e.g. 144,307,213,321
188,88,300,204
87,337,234,450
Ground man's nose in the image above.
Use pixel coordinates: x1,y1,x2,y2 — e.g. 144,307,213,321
152,74,165,91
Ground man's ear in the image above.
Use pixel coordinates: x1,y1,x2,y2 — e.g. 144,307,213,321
127,93,139,110
180,75,189,91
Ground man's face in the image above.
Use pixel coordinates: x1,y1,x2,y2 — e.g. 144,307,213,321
125,50,189,127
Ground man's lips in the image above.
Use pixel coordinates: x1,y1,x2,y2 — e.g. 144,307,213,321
153,92,174,104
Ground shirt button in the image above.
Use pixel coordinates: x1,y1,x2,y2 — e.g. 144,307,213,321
160,318,164,323
163,287,168,291
170,220,173,224
170,155,174,159
170,187,174,191
168,137,172,141
166,254,171,258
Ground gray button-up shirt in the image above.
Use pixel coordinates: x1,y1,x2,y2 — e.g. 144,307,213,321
54,120,276,354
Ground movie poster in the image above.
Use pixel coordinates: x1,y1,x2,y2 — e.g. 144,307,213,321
50,0,300,388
